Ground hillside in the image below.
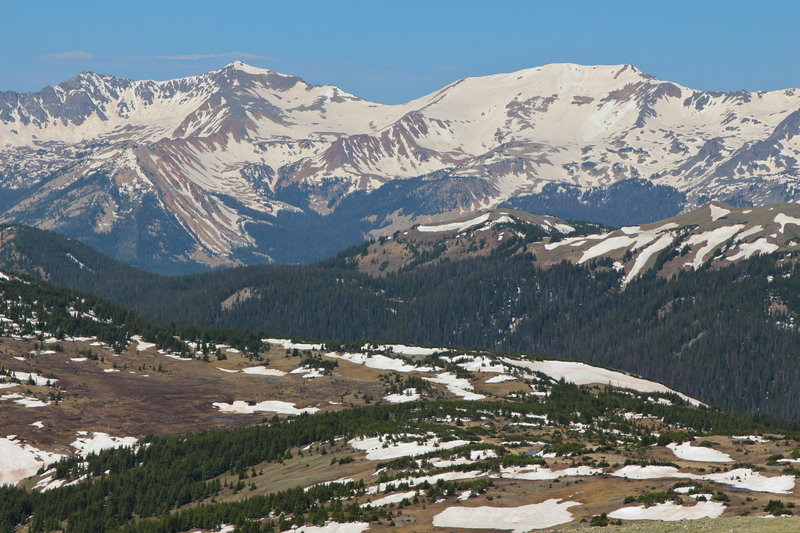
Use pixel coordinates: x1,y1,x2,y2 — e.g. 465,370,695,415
2,62,800,271
1,312,800,532
348,201,800,284
3,203,800,421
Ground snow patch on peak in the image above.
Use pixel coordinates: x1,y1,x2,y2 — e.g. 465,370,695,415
224,61,273,75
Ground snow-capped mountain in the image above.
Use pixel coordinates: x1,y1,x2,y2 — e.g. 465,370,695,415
1,61,799,272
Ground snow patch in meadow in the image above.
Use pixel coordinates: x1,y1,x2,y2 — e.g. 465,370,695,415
265,338,323,351
775,212,800,233
609,500,725,521
284,522,369,533
496,465,601,481
503,358,700,405
485,374,517,383
0,437,64,486
624,233,674,284
545,232,608,250
70,432,138,455
732,435,768,444
612,465,697,481
453,355,508,374
304,477,355,492
7,371,56,386
370,470,484,494
34,474,66,491
131,336,156,352
377,344,443,356
290,367,325,378
417,213,491,233
424,372,485,400
0,393,48,407
433,498,580,533
431,449,497,468
361,490,417,507
668,441,732,462
734,225,763,241
213,400,319,415
578,223,678,264
727,238,779,261
709,204,731,221
349,435,469,460
685,224,744,268
162,353,192,361
384,388,420,403
241,366,287,376
705,469,795,494
326,352,432,373
612,465,794,494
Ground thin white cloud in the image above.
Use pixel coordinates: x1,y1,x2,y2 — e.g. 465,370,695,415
43,50,94,60
156,52,269,61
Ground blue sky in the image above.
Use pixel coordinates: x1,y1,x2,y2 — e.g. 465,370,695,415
2,0,798,103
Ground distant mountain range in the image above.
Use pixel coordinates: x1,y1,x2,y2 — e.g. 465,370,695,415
2,62,799,272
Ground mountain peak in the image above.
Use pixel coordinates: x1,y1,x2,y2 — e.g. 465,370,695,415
222,61,275,76
528,62,653,79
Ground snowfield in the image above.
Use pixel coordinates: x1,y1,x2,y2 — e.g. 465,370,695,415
609,500,725,521
668,441,733,462
7,371,57,386
433,499,580,532
70,432,138,455
348,435,470,460
131,336,156,352
709,204,731,221
241,366,287,376
284,522,369,533
503,358,701,405
727,238,779,261
485,374,517,383
383,388,421,403
612,465,795,494
423,372,485,400
376,344,443,356
416,213,491,233
265,338,323,351
0,393,48,407
369,471,485,494
212,400,320,415
451,355,509,374
361,490,418,508
0,436,64,486
326,351,432,373
495,465,602,481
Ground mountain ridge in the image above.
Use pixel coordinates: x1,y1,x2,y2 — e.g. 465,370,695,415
2,62,799,272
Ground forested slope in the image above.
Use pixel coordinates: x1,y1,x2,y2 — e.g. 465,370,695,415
3,225,800,420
